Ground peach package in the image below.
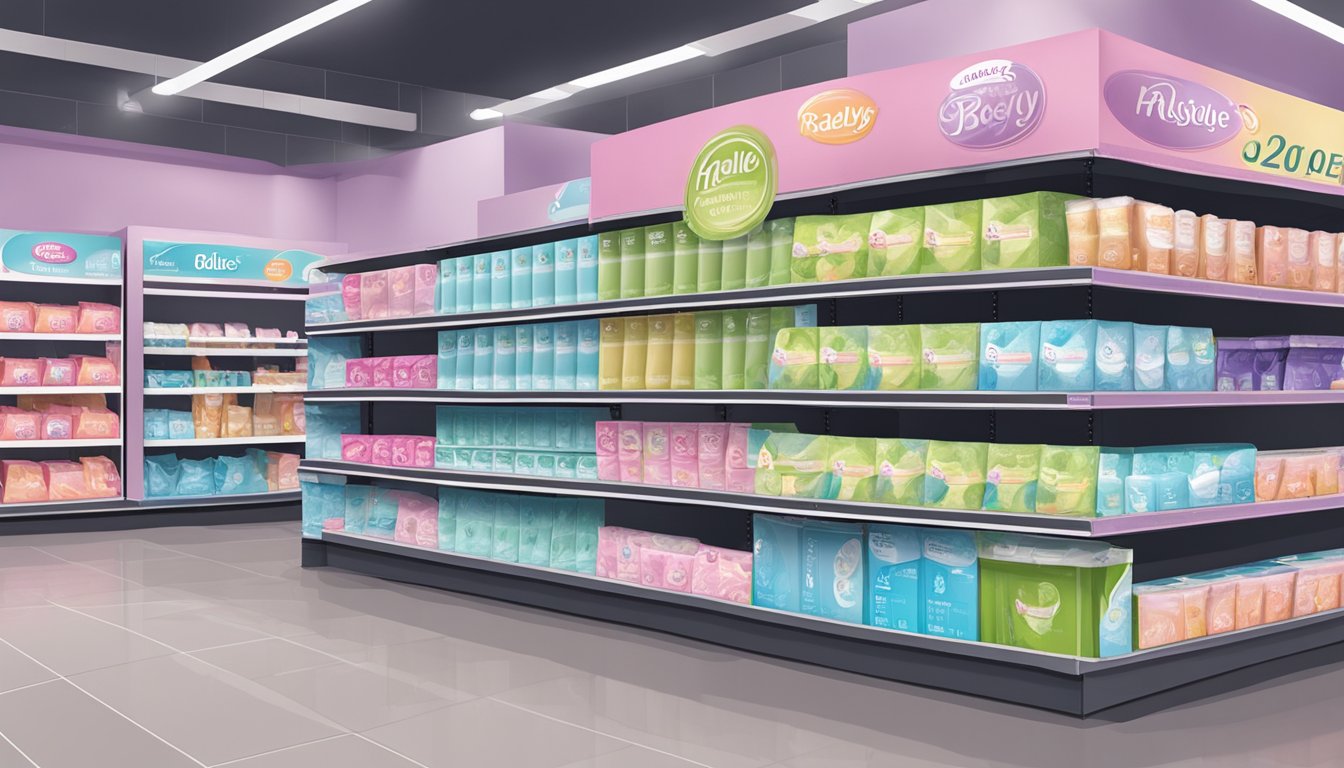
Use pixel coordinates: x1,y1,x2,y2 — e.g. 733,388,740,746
1,457,120,503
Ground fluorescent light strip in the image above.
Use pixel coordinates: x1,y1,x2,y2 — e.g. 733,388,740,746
571,45,705,89
1247,0,1344,44
153,0,375,96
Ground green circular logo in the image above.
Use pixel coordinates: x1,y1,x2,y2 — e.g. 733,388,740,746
684,125,777,241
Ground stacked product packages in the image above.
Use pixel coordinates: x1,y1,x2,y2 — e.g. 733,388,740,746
0,396,119,441
595,420,763,491
145,449,300,498
0,456,121,503
431,407,601,478
143,322,300,346
335,265,440,321
144,393,303,440
437,320,601,392
1,355,119,388
1216,335,1344,391
1255,448,1342,502
597,527,752,604
770,320,1216,392
0,301,120,334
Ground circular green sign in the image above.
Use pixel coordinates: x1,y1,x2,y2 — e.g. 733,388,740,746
684,125,778,241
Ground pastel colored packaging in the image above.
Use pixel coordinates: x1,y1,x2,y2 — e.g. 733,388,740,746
436,259,455,314
720,310,747,390
1257,226,1288,287
621,316,649,390
1166,326,1216,391
1285,228,1313,289
643,225,674,297
866,524,922,631
471,254,491,311
553,321,578,390
670,313,696,389
669,422,699,488
693,311,723,390
575,500,605,575
752,514,803,611
692,546,752,604
597,318,623,390
743,309,773,390
412,264,439,317
868,207,923,276
360,270,390,319
755,432,831,499
597,231,621,301
619,228,645,299
531,322,555,390
766,218,795,286
1096,449,1133,517
919,323,979,390
436,330,457,389
981,192,1074,270
491,328,516,391
554,238,578,305
643,315,674,390
577,235,599,302
1093,321,1134,391
1199,215,1229,280
921,201,981,273
342,274,364,319
866,325,921,390
510,247,533,309
1133,323,1168,391
576,319,600,391
791,214,872,283
388,265,417,317
517,496,553,565
491,494,520,562
369,356,394,389
720,234,749,290
696,238,723,293
1229,219,1258,284
454,331,475,390
454,491,494,557
873,438,928,506
454,257,473,309
617,421,643,484
827,436,877,502
671,222,699,294
768,327,819,389
1065,199,1099,267
745,226,772,289
471,329,494,390
514,325,533,390
1035,444,1100,517
799,521,865,624
983,443,1042,514
641,422,671,485
34,305,77,334
696,422,727,490
977,321,1040,391
1172,209,1199,277
819,326,868,390
531,242,555,307
550,499,579,571
1311,231,1337,292
921,529,980,640
1038,319,1098,391
1095,197,1134,270
1130,201,1174,274
924,440,988,510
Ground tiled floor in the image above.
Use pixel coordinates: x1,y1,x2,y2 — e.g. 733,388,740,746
0,522,1342,767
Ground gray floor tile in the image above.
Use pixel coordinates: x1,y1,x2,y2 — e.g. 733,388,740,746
0,563,131,607
0,548,66,569
113,556,263,587
69,654,343,765
0,641,55,694
0,732,36,768
0,605,173,675
157,538,300,578
75,600,273,652
33,540,176,565
553,746,707,768
223,735,420,768
0,681,199,768
364,697,626,768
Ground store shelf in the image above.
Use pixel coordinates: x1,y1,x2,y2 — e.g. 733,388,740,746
144,347,307,357
146,435,306,448
0,272,120,286
0,438,120,448
0,386,120,396
299,460,1344,537
311,530,1344,715
140,490,301,507
0,491,302,519
145,386,307,395
146,336,306,346
0,333,121,342
302,388,1344,411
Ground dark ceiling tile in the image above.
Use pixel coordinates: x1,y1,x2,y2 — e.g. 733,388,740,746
627,77,713,130
77,102,226,153
341,122,369,146
136,91,204,122
781,40,847,90
399,83,423,117
326,71,399,110
214,58,327,99
0,0,44,34
202,101,341,141
43,0,230,60
527,97,627,135
714,57,782,106
225,127,286,166
334,142,371,163
0,52,153,106
286,134,334,165
420,88,465,137
368,128,445,152
0,90,77,134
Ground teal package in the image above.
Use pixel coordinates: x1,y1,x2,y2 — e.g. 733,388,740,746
554,452,578,478
1124,474,1157,514
510,247,533,309
308,336,362,390
1155,471,1189,510
1038,319,1097,391
515,325,533,390
454,331,475,390
921,529,979,640
344,485,372,535
1166,326,1216,391
471,410,493,447
518,495,554,566
470,449,494,472
473,328,494,390
794,304,818,327
531,242,556,307
492,409,515,448
550,498,578,571
450,405,472,446
575,499,605,575
454,448,473,469
366,489,399,539
752,514,803,612
1096,449,1133,517
577,235,599,302
1133,324,1168,391
1219,445,1257,504
513,410,534,448
555,239,578,305
576,455,599,479
531,410,555,449
977,321,1040,391
493,327,516,390
514,452,537,475
490,250,512,310
437,330,457,389
532,323,555,390
553,321,578,390
455,490,494,557
493,494,520,562
471,253,491,311
435,406,456,445
453,257,472,311
434,445,454,469
438,258,456,313
176,458,216,497
800,521,864,624
866,524,922,631
553,409,576,451
437,488,456,551
576,319,600,391
304,403,359,460
1094,321,1134,391
574,408,604,452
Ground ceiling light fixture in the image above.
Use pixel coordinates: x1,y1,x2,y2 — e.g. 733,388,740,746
1246,0,1344,44
570,45,705,89
153,0,375,96
469,107,503,121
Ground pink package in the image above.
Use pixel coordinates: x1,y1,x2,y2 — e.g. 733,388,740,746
189,322,223,338
0,302,34,333
74,356,118,385
254,328,281,339
391,436,416,467
393,356,435,389
0,409,39,440
1262,569,1297,624
392,491,439,548
345,358,373,388
596,526,634,580
1234,576,1267,630
724,424,754,493
76,303,120,334
341,274,362,320
72,408,119,439
224,323,250,339
596,421,620,481
1204,577,1237,635
341,434,372,463
1,460,47,503
412,264,438,316
639,547,694,592
33,305,77,334
697,422,728,491
323,517,346,531
370,435,394,466
275,453,300,489
388,266,416,319
725,467,757,494
371,357,394,388
40,411,73,440
1,359,40,386
641,422,671,486
617,421,644,484
612,528,649,582
360,270,390,320
1291,559,1344,616
691,546,753,604
43,461,88,500
40,358,76,386
412,437,435,468
80,456,120,498
669,422,699,488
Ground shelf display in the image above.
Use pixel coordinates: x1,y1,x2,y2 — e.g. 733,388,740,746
144,449,299,498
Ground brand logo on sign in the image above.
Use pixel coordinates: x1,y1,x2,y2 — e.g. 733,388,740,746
938,58,1045,149
798,89,878,145
1104,70,1244,150
195,252,240,272
684,125,777,241
31,242,76,264
263,258,293,282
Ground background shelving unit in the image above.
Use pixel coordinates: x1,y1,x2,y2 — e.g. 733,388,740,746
299,155,1344,716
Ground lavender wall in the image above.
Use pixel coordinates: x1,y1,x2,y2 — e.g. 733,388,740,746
847,0,1344,111
501,123,603,195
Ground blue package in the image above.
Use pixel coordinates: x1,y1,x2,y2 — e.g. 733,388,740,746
515,325,533,391
437,330,457,389
1187,448,1222,508
1155,471,1189,510
1094,321,1134,391
1166,326,1216,391
576,319,600,391
300,479,334,538
553,321,578,390
490,250,511,310
555,239,578,305
1219,445,1257,505
1038,319,1097,391
366,488,399,539
454,257,473,311
532,243,556,307
510,247,533,309
167,411,195,440
144,410,169,440
577,235,599,302
438,258,456,314
437,488,456,550
345,485,373,535
304,402,359,460
532,323,555,390
550,498,578,571
1096,449,1133,517
518,496,554,566
575,499,604,575
977,321,1040,391
866,524,923,631
1124,474,1156,514
492,493,520,563
921,529,978,640
144,454,182,498
176,458,216,496
493,327,517,390
752,514,803,612
1133,324,1168,391
455,325,475,390
215,455,268,495
471,253,492,311
308,336,361,390
473,328,494,391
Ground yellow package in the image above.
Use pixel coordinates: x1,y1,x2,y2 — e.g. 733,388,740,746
192,393,224,439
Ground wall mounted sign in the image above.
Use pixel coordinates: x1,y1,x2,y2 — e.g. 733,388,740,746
684,125,778,240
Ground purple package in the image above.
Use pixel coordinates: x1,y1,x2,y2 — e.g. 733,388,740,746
1215,338,1255,392
371,357,394,388
341,274,362,320
1284,335,1344,391
1252,336,1289,391
669,422,699,488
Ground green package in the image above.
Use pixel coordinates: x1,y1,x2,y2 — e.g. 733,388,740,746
768,327,819,389
721,309,747,390
644,223,674,297
619,228,645,299
791,214,873,283
867,325,921,390
598,317,624,390
745,226,771,289
920,201,982,273
518,496,554,566
645,314,674,390
983,443,1043,514
924,440,989,510
1035,444,1101,517
492,494,520,563
671,313,696,390
978,532,1133,657
874,438,929,505
981,192,1076,270
919,323,980,390
693,311,723,389
756,433,832,498
768,306,795,344
597,231,621,301
827,436,877,501
819,326,869,390
672,222,699,295
868,207,924,277
697,238,723,293
744,309,773,390
721,234,748,290
766,218,795,286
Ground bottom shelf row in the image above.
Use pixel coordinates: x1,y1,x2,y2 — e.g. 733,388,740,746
300,480,1344,659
